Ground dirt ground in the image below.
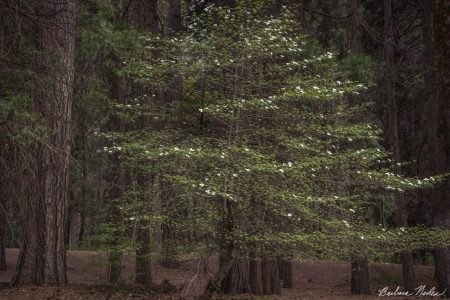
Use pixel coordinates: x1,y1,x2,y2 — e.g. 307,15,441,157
0,248,442,299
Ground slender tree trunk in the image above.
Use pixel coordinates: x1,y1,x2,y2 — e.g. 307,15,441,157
431,0,450,296
249,251,263,295
106,54,126,284
277,256,285,281
78,128,87,243
161,222,179,268
135,220,151,284
297,0,307,33
283,260,293,289
0,177,6,271
383,0,415,292
106,176,124,284
13,0,75,286
0,81,7,271
135,172,152,284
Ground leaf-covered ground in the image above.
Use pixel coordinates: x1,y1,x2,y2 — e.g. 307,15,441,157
0,249,439,299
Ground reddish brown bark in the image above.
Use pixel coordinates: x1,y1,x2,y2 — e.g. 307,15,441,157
249,251,263,295
282,260,293,289
346,0,360,55
351,257,370,294
383,0,415,292
261,256,281,295
220,255,251,295
169,0,182,33
13,0,75,286
0,177,6,271
135,224,151,284
431,0,450,296
127,0,160,284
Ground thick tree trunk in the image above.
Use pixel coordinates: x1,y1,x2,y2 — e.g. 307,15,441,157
351,257,370,294
431,0,450,297
345,1,371,293
161,223,179,268
383,0,415,292
433,249,450,297
350,239,371,296
169,0,182,32
217,201,251,295
129,0,159,33
220,255,250,295
261,256,281,295
207,199,253,296
128,0,162,282
202,258,234,299
346,0,360,55
12,0,75,286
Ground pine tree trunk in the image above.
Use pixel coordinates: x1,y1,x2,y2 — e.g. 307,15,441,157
345,1,371,293
433,249,450,297
127,0,162,281
107,250,122,284
249,251,263,295
431,0,450,296
0,179,6,271
0,83,7,271
217,200,251,295
346,0,360,55
12,0,75,286
277,256,285,281
161,223,179,268
79,129,87,243
202,258,234,299
162,0,183,269
383,0,415,292
351,257,370,294
261,256,281,295
135,227,151,284
283,260,293,289
169,0,182,32
220,255,250,295
106,53,126,285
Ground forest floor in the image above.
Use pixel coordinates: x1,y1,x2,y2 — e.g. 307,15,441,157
0,248,442,299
